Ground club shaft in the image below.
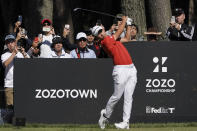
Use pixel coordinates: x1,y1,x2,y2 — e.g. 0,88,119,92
75,8,121,19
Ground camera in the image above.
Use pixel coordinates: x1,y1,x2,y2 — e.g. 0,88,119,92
21,28,27,36
36,42,42,49
17,38,27,51
52,36,62,44
17,47,23,52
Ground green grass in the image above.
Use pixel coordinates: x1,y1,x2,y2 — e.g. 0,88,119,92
0,122,197,131
0,127,197,131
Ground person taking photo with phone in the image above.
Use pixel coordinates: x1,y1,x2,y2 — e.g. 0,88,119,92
39,19,55,58
167,8,194,41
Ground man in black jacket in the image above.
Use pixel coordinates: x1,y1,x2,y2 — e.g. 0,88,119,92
166,8,194,41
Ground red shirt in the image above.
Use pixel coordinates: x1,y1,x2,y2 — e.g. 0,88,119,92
101,36,133,65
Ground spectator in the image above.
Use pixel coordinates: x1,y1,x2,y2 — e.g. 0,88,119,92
11,16,32,52
145,27,162,41
85,30,108,58
86,30,95,46
13,15,24,35
27,37,41,58
70,32,96,58
115,14,126,39
129,24,139,41
86,30,97,54
1,34,29,109
106,16,126,39
40,19,55,58
13,18,22,34
15,27,32,52
105,14,133,43
106,19,116,36
50,36,71,58
166,8,194,41
62,24,77,52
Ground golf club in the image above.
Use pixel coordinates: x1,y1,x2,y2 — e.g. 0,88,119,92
73,8,122,19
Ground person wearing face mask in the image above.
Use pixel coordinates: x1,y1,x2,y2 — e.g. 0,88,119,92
39,19,55,58
70,32,96,58
166,8,194,41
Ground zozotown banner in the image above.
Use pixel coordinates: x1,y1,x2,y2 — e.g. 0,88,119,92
14,42,197,124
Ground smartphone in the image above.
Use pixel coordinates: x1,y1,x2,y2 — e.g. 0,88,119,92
38,34,43,39
171,16,176,23
127,18,133,26
18,15,23,23
65,24,70,30
21,28,27,35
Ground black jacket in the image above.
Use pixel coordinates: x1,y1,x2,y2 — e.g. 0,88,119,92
62,37,77,51
166,24,194,41
192,24,197,41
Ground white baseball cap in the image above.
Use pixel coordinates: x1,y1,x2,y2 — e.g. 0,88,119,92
92,26,103,36
76,32,87,40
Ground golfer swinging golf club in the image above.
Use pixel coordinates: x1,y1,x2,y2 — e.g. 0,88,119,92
92,16,137,129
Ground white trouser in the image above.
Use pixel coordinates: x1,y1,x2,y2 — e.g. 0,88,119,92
105,64,137,123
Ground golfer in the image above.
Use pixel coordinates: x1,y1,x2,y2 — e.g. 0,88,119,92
92,16,137,129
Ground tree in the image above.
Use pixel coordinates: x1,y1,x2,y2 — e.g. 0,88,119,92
146,0,172,37
121,0,147,37
53,0,74,43
39,0,53,21
189,0,197,25
19,0,42,38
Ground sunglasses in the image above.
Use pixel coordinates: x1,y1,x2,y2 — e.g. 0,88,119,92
78,38,87,42
43,23,51,26
175,8,182,12
6,39,16,44
33,47,39,50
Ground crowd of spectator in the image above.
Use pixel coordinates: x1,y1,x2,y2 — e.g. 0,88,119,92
0,8,196,124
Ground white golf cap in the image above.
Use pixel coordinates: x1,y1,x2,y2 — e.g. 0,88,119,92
76,32,87,40
92,25,103,36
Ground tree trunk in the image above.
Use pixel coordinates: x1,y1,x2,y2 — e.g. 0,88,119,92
189,0,194,25
121,0,147,37
53,0,74,43
189,0,197,25
66,8,74,44
146,0,172,36
39,0,53,21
